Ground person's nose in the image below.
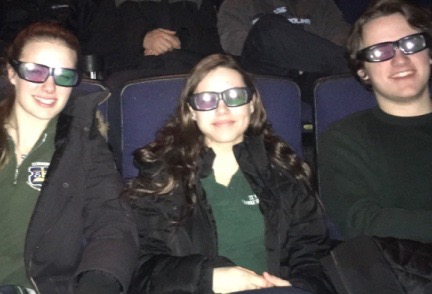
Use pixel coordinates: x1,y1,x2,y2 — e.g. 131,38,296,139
215,99,230,114
41,76,56,93
391,48,410,66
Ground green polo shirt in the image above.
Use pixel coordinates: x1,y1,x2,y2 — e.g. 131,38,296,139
201,169,266,274
0,118,57,288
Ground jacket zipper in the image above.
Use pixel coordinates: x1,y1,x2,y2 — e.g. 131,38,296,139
29,269,41,294
22,132,48,294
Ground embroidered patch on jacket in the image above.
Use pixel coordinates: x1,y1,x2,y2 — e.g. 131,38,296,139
27,162,50,191
242,194,260,206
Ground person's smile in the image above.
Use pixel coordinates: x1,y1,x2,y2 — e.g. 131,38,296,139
389,68,416,80
213,119,236,127
33,95,58,107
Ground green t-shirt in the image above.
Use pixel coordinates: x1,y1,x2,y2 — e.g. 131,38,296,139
0,118,56,288
201,169,267,274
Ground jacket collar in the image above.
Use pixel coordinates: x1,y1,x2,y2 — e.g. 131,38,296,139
199,148,215,179
199,135,271,178
234,135,281,212
62,89,109,123
47,90,110,180
55,90,110,144
233,135,270,174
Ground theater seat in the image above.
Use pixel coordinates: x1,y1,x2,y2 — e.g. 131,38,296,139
314,74,377,138
313,74,378,240
73,78,109,119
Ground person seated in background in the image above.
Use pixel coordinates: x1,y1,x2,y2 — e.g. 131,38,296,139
317,0,432,243
123,54,334,294
114,0,223,75
217,0,352,103
0,22,137,293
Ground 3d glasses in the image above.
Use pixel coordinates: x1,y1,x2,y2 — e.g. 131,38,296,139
356,32,431,63
188,87,253,111
9,59,79,87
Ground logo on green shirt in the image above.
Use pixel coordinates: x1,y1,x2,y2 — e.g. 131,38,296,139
241,194,259,205
27,162,50,191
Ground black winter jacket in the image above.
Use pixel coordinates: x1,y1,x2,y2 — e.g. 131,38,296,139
129,135,333,293
321,235,432,294
24,91,138,293
116,0,223,72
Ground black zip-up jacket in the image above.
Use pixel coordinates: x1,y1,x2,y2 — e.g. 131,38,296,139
129,135,333,293
24,91,138,293
321,235,432,294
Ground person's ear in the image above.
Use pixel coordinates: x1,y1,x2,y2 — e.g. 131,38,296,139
7,65,18,86
188,106,197,120
250,95,255,113
357,68,369,81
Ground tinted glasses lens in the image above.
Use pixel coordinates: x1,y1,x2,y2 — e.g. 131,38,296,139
21,62,50,83
191,92,219,110
400,34,427,54
364,43,395,62
223,88,250,107
53,67,79,86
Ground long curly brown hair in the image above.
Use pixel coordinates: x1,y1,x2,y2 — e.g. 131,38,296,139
125,54,312,204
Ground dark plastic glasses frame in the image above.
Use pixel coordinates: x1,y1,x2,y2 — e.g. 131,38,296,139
188,87,253,111
356,32,431,62
9,59,80,87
